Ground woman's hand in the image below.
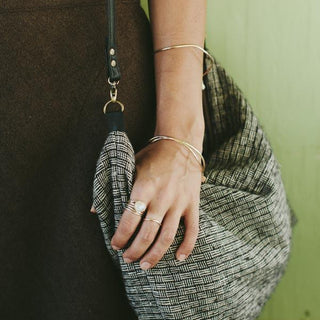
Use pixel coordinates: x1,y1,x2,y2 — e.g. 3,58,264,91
109,136,203,270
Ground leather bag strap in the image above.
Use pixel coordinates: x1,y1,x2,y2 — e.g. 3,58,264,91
103,0,125,133
106,0,121,82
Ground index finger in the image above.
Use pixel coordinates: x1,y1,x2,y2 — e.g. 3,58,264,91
111,182,154,250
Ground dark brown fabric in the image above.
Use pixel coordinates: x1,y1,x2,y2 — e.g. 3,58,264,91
0,1,156,319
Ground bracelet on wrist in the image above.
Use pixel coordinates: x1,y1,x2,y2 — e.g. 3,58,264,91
153,43,214,91
148,135,207,184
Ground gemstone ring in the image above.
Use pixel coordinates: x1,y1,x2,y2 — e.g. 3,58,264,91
125,199,147,217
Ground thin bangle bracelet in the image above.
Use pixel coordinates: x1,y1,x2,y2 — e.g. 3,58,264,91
148,135,207,183
149,135,205,169
153,43,215,89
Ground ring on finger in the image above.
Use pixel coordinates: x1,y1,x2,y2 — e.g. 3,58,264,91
144,216,162,227
125,199,147,217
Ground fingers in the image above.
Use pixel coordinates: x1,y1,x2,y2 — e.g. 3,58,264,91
94,191,200,269
123,198,199,270
121,199,171,267
137,202,200,270
136,206,182,270
110,180,155,250
175,204,199,261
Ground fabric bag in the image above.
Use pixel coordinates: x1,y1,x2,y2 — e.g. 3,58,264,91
91,1,296,319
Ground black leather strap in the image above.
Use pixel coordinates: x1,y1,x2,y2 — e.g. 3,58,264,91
105,111,125,133
106,0,121,82
104,0,125,132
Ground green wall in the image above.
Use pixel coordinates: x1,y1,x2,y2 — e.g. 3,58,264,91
140,1,320,319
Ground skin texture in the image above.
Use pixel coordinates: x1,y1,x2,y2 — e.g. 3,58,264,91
92,0,207,270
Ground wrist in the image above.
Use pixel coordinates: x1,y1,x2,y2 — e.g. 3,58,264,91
154,109,205,152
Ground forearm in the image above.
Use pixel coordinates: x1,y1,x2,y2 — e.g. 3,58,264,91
148,0,207,151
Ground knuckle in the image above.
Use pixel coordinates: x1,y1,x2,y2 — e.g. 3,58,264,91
160,229,175,244
148,252,164,264
127,253,139,261
147,199,167,215
123,249,140,261
153,246,165,257
140,228,155,243
119,220,134,235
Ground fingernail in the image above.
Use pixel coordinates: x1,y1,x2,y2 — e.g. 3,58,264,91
177,254,187,261
123,257,133,263
140,261,151,270
112,245,120,250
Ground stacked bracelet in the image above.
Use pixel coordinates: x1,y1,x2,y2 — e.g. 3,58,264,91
153,43,214,90
148,135,207,183
151,43,211,183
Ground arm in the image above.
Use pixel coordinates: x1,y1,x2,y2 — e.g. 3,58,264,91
149,0,207,151
111,1,207,270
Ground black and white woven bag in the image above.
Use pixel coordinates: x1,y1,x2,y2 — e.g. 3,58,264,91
92,1,296,319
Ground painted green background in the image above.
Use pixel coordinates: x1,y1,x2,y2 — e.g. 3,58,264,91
141,1,320,319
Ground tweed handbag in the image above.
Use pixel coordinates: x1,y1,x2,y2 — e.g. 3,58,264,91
91,1,296,319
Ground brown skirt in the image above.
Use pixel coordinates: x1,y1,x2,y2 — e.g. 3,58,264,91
0,1,156,319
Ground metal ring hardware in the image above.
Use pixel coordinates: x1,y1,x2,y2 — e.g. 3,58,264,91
103,100,125,114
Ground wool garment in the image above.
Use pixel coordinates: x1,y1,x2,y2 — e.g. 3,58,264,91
91,47,296,320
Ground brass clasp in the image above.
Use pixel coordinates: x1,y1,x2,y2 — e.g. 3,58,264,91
103,77,125,114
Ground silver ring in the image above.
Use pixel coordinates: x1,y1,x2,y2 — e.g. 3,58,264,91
125,199,147,217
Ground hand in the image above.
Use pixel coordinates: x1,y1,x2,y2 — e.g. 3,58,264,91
106,138,202,270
